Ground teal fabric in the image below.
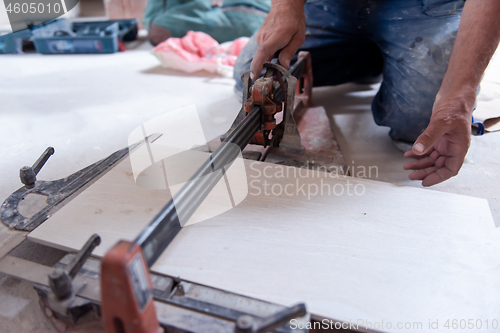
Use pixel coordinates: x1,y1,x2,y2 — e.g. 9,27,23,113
143,0,270,43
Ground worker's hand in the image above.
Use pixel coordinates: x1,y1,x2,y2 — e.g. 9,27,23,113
250,0,306,79
403,92,474,186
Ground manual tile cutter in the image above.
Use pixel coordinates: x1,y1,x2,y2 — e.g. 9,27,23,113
0,51,347,332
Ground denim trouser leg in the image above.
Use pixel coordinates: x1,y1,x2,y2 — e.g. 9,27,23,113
233,0,464,143
368,0,462,142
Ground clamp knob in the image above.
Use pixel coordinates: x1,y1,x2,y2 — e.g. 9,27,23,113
49,234,101,300
19,147,55,188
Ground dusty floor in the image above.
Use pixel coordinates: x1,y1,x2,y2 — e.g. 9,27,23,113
0,40,498,331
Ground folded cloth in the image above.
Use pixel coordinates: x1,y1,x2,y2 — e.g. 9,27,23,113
153,31,248,76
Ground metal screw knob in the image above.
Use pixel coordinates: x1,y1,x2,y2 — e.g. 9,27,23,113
48,234,100,300
49,268,73,300
19,147,55,188
19,166,37,188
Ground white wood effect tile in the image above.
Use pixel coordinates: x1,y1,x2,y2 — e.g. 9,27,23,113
28,156,500,332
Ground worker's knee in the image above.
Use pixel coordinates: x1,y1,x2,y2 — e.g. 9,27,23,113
371,36,457,142
372,82,436,143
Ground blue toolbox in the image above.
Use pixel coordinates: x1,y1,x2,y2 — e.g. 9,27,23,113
0,18,138,54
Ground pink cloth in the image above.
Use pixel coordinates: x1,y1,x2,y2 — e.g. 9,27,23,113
153,31,249,74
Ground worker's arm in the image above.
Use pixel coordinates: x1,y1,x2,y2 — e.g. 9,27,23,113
404,0,500,186
249,0,306,79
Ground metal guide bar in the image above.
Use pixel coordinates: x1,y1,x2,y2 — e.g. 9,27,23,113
135,107,261,267
135,58,306,267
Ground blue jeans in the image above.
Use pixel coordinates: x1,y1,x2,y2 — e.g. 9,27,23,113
234,0,465,142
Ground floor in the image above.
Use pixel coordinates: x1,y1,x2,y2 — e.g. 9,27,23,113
0,39,499,331
317,82,500,226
